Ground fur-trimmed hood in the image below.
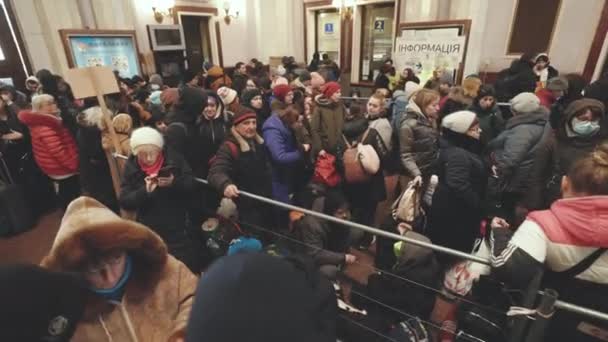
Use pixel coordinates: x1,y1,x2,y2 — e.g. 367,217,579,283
77,106,106,129
41,196,168,274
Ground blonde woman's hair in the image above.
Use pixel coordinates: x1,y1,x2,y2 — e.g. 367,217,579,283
412,89,440,115
31,94,55,112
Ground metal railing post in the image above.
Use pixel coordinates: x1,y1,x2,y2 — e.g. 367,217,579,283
523,288,558,342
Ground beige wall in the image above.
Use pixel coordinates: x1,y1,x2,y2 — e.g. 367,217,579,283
10,0,605,79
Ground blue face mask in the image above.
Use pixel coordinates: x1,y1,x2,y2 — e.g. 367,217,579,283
91,255,133,302
572,118,600,136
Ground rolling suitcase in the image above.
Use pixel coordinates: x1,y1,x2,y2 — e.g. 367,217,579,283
0,155,34,236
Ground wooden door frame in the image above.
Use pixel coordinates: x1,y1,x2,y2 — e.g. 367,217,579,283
583,0,608,81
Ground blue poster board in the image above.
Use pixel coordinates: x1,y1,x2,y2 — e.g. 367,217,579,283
67,35,140,78
324,23,334,34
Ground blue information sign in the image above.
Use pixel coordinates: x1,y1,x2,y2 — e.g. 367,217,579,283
324,23,334,34
68,35,140,78
374,19,385,32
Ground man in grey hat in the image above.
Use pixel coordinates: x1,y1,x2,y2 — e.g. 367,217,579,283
488,92,549,224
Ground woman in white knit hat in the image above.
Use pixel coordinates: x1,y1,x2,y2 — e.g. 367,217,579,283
426,110,488,264
119,126,202,273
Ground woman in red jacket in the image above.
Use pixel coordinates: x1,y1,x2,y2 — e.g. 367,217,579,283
19,94,79,209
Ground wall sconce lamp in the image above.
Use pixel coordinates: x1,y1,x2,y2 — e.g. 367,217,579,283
223,1,239,25
332,0,356,20
152,0,174,24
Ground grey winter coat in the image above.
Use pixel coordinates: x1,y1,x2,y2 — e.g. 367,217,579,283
488,107,549,193
397,101,439,177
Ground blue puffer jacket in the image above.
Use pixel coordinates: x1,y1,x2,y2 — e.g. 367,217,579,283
262,113,303,203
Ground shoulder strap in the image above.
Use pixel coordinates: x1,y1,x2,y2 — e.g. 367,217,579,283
559,248,607,278
225,140,239,159
342,134,352,148
360,128,371,144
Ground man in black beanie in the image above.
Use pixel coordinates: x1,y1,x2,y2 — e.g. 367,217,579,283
0,264,87,342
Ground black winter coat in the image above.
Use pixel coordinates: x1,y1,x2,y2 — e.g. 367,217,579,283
76,123,117,212
292,215,348,267
488,108,548,193
427,130,487,254
495,60,537,102
119,148,195,244
194,112,230,178
336,117,388,205
207,129,273,225
469,103,505,147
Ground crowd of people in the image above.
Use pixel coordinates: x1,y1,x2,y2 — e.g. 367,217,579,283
1,51,608,341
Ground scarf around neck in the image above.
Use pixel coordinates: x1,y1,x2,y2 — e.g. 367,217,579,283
138,152,165,176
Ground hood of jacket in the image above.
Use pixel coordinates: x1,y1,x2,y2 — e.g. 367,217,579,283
508,59,534,74
528,196,608,246
18,110,63,129
505,107,549,129
202,92,225,121
558,98,606,140
394,231,437,270
447,86,473,106
185,253,336,342
170,87,207,124
41,196,168,278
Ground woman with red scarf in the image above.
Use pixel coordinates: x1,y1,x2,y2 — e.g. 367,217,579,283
119,127,202,273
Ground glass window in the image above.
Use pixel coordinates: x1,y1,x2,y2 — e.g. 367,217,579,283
316,10,340,62
360,3,394,82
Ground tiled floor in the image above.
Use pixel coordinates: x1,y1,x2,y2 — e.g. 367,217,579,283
0,210,62,265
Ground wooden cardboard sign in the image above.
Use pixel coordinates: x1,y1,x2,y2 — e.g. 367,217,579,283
63,66,120,99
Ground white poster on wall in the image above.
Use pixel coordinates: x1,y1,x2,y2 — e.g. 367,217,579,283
394,31,465,84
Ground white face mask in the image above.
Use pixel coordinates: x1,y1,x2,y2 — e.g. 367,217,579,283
572,118,600,136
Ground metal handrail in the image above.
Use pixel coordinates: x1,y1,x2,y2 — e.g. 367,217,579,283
192,177,608,323
112,152,608,323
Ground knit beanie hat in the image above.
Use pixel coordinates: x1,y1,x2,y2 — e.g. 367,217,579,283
0,264,87,342
232,106,257,126
149,74,163,88
217,86,238,105
228,237,263,256
241,88,262,107
207,66,224,78
442,110,478,134
130,126,164,154
273,84,292,102
546,76,569,92
476,84,496,100
322,81,341,98
510,92,540,113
